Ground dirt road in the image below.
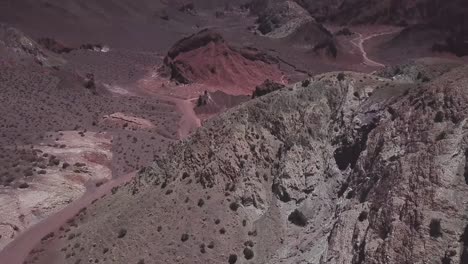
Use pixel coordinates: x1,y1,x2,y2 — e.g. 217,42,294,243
0,172,137,264
351,29,400,67
158,95,202,139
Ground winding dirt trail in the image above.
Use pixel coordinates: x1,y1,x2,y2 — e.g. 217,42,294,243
0,85,202,263
351,29,400,67
0,172,137,264
158,95,202,139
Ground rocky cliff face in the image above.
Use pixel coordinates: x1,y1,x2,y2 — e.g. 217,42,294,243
26,61,468,264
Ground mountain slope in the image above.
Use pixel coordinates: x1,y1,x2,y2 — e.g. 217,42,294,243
19,61,468,264
295,0,468,57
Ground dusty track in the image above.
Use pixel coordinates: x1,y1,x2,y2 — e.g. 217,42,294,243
173,98,202,139
0,172,136,264
351,29,400,67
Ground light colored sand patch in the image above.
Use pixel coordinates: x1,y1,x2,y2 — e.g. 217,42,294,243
102,112,155,130
103,83,133,96
0,131,112,250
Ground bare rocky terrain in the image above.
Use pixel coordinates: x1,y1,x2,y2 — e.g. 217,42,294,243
0,1,467,264
18,60,468,264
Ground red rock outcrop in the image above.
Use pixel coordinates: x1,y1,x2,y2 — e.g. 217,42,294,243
160,29,283,93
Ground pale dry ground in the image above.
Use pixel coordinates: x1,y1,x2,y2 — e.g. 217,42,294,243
101,112,155,130
0,131,113,250
0,171,137,264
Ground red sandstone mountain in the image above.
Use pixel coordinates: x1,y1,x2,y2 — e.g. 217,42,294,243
160,29,283,92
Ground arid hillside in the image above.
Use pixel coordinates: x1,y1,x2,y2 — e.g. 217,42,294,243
295,0,468,57
0,1,467,264
16,59,468,264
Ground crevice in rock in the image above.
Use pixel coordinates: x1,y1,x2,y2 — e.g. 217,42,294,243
351,227,370,264
337,180,349,198
460,224,468,263
334,120,378,171
272,182,291,202
464,149,468,185
429,219,442,238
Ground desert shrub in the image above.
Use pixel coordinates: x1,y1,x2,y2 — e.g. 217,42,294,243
358,211,368,222
18,182,29,189
337,73,346,81
434,111,444,123
228,254,238,264
301,79,311,87
41,232,55,241
229,202,239,211
197,199,204,207
200,243,206,253
248,230,257,236
244,240,254,247
111,186,119,195
243,247,254,260
288,209,307,227
117,228,127,238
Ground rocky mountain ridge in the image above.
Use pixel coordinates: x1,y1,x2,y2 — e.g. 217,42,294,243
23,59,468,264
